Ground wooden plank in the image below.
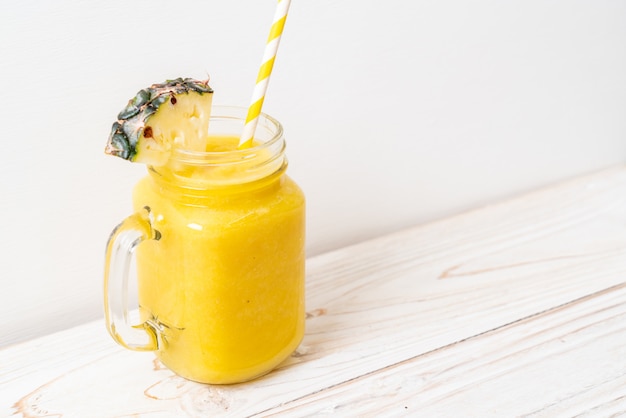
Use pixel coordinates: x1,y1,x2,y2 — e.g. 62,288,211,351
2,166,626,417
261,282,626,416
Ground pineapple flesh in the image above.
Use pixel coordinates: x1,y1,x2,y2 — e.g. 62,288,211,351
105,78,214,165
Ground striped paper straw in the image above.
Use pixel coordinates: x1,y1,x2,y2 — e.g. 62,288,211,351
239,0,292,149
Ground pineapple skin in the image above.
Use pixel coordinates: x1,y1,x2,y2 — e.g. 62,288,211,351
105,78,214,164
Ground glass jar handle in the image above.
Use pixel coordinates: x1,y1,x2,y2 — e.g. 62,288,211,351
104,206,161,351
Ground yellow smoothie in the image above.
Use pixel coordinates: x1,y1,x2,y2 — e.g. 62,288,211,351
133,135,305,384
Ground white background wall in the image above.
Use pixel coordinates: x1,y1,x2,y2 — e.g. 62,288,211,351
1,0,625,346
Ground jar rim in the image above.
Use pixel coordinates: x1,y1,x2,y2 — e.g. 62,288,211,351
169,105,284,164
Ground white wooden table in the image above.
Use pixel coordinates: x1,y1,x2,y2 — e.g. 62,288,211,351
2,167,626,417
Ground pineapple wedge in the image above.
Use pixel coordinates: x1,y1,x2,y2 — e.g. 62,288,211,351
105,78,214,165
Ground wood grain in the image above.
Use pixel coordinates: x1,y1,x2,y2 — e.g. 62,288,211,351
262,283,626,417
2,166,626,417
